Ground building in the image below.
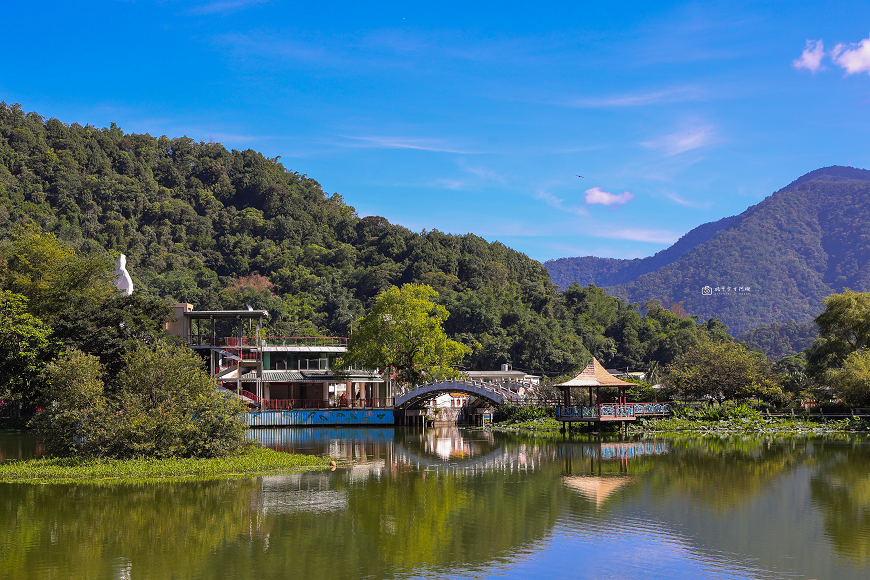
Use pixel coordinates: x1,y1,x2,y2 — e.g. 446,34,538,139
463,364,540,386
165,303,387,410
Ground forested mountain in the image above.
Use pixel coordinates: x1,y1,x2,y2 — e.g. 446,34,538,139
0,103,732,378
736,321,818,360
602,167,870,335
544,215,736,289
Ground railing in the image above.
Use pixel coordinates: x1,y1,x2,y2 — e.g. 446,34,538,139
224,336,348,347
260,398,394,410
238,389,265,407
557,402,671,419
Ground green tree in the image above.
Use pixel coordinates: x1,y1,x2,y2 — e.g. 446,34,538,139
0,291,53,408
664,341,784,404
827,350,870,406
0,226,113,318
34,339,249,458
806,290,870,383
338,283,470,385
31,348,111,456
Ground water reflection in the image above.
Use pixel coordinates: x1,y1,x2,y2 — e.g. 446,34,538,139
1,430,870,579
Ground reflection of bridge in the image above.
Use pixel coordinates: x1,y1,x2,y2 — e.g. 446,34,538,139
395,379,525,409
393,443,552,475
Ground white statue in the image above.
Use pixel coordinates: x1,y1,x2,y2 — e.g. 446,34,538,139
114,254,134,296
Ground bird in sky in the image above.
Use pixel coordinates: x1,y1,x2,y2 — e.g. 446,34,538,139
576,175,584,178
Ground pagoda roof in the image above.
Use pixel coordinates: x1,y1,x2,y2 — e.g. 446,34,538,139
554,357,632,388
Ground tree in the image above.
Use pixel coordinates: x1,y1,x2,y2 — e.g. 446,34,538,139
0,291,53,408
337,284,470,385
664,341,784,404
31,349,111,456
0,225,113,319
806,290,870,383
827,350,870,406
33,340,249,458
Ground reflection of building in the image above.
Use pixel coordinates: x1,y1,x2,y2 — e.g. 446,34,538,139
165,303,387,409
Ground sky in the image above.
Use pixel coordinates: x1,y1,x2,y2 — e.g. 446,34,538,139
4,0,870,262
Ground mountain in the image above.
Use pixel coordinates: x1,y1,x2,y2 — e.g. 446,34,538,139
545,215,737,289
600,166,870,335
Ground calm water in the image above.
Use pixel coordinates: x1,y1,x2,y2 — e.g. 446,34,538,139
2,428,870,580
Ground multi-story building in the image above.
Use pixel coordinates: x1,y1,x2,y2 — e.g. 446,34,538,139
165,303,387,410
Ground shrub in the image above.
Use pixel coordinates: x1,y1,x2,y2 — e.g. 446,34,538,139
33,340,249,459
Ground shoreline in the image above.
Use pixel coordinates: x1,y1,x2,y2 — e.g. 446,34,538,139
0,446,334,485
484,415,870,436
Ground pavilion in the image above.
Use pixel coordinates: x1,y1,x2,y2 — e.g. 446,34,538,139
554,357,636,427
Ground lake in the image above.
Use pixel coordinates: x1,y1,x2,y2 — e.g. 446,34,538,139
1,427,869,579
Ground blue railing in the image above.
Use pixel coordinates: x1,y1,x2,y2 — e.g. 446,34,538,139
556,403,671,419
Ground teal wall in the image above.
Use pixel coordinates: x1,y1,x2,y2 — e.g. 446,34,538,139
246,409,394,427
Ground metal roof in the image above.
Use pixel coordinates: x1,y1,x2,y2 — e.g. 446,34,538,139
261,346,347,353
184,310,268,319
236,369,383,383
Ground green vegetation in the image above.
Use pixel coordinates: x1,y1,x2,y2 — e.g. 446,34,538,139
32,340,249,458
663,340,786,405
0,446,330,484
632,405,869,434
737,320,818,360
337,283,470,384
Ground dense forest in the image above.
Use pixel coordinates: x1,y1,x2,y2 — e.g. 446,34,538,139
0,103,735,379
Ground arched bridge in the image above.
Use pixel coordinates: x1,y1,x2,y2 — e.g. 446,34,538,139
395,379,525,409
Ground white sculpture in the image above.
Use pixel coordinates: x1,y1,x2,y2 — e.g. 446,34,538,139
114,254,134,296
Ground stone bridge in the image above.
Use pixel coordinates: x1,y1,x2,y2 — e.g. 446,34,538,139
394,379,526,409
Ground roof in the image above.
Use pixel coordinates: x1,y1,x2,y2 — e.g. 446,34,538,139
554,358,633,388
464,370,540,379
184,309,268,320
234,369,383,383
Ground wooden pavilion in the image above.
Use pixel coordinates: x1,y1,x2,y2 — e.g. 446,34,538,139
554,357,636,428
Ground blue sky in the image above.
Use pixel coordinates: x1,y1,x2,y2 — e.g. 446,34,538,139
4,1,870,262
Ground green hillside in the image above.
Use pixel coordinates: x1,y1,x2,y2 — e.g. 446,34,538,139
0,103,730,377
606,167,870,335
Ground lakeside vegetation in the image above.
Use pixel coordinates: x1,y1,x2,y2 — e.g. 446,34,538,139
0,446,332,485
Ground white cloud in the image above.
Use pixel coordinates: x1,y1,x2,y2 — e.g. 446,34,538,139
567,86,703,108
190,0,268,15
793,39,826,72
832,36,870,75
584,187,634,206
593,228,680,245
335,134,473,154
535,190,588,216
642,124,716,156
664,191,709,208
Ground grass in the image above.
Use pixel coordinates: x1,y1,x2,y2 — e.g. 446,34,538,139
630,407,870,435
0,446,334,485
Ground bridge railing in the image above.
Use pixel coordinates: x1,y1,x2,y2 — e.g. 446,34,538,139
261,398,394,410
557,403,671,419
